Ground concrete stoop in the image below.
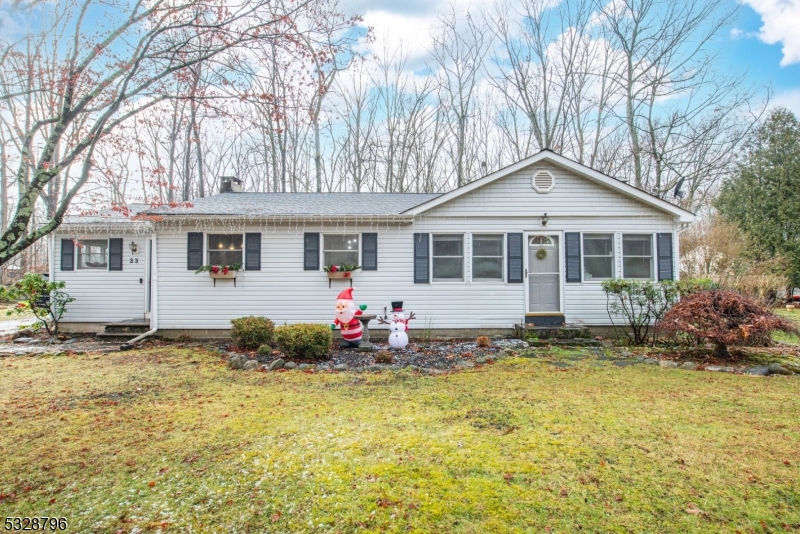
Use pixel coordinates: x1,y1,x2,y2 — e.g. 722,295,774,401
95,320,151,341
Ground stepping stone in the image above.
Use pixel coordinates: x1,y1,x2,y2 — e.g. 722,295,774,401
268,358,285,371
706,365,735,373
768,363,792,375
333,363,348,371
284,362,297,370
659,361,679,368
679,362,698,370
298,364,314,370
744,366,769,376
643,358,659,365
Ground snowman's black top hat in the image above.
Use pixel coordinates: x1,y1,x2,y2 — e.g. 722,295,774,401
391,301,403,311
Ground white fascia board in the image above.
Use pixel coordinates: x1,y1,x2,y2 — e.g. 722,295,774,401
404,151,696,223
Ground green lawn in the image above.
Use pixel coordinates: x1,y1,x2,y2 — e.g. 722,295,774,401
2,347,799,533
775,308,800,344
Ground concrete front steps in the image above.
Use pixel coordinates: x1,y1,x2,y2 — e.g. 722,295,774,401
514,323,601,347
95,320,151,342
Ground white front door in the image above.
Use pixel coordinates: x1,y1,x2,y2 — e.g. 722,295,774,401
527,234,561,313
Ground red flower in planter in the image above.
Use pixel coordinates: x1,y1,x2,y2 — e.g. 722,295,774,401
343,271,351,277
211,266,220,274
330,265,338,273
222,266,229,275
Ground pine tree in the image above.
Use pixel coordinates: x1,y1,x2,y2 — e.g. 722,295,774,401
716,108,800,286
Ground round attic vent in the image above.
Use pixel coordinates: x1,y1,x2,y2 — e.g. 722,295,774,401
532,169,555,193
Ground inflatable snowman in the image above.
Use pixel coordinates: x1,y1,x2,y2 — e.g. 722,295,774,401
382,301,415,349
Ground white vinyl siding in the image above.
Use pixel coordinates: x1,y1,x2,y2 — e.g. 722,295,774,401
52,233,147,323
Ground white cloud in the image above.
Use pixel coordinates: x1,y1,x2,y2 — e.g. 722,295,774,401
770,88,800,115
743,0,800,66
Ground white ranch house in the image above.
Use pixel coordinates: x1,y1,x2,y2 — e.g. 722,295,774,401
49,150,694,338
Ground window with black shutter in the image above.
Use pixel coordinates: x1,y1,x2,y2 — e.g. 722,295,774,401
108,238,123,271
564,232,581,283
304,233,320,270
413,233,429,283
507,233,523,283
187,232,203,271
362,233,377,270
657,233,674,281
245,233,261,271
60,239,74,271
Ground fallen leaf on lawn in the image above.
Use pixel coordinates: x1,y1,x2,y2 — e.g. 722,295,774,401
148,481,156,487
685,502,706,516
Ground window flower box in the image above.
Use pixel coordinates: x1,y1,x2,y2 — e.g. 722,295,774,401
324,264,360,286
210,270,237,279
195,263,242,286
327,270,353,279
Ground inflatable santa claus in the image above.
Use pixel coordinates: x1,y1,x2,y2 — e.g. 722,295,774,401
331,287,368,348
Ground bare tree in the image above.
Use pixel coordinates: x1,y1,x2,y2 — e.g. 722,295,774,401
0,0,310,264
430,4,491,187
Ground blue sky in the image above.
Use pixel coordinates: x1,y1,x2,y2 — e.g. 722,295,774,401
727,2,800,112
343,0,800,115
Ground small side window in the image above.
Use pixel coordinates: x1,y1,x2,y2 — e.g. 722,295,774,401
622,234,653,279
77,240,108,269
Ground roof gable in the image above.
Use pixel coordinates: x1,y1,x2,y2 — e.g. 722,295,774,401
404,151,695,222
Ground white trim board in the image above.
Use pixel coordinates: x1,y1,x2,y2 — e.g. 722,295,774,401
403,150,696,223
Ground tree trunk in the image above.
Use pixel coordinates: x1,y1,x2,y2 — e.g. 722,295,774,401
712,341,729,359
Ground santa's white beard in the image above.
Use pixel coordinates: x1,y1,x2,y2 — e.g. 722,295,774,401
336,303,356,323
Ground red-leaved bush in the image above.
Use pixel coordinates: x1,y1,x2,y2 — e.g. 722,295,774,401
659,290,798,358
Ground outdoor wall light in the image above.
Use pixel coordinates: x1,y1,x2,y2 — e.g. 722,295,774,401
541,213,549,226
129,241,138,254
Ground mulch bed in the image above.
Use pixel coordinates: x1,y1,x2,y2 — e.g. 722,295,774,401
222,338,529,370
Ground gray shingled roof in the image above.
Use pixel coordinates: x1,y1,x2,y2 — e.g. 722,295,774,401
145,192,441,217
62,203,151,225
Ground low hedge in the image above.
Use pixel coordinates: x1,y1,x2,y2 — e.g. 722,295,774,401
230,316,275,350
274,323,332,360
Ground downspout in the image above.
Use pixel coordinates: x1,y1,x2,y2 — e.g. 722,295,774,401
121,232,158,349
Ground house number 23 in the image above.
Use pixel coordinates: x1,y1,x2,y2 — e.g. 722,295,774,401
129,258,139,263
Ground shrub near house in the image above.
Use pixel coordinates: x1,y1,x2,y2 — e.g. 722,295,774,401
274,324,332,360
230,316,275,350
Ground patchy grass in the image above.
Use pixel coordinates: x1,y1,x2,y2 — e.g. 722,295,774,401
2,348,800,533
775,308,800,344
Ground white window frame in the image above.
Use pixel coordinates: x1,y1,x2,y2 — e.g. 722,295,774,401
322,233,360,269
207,233,244,266
76,239,109,270
431,233,465,283
471,233,505,282
581,233,615,282
622,233,655,280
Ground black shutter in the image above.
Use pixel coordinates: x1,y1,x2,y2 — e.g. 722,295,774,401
362,233,377,271
108,238,123,271
304,232,320,270
60,239,74,271
245,233,261,271
507,233,523,283
187,232,203,270
564,232,581,283
657,233,674,281
414,233,429,283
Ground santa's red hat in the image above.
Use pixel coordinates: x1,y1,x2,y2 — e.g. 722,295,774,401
336,287,355,301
